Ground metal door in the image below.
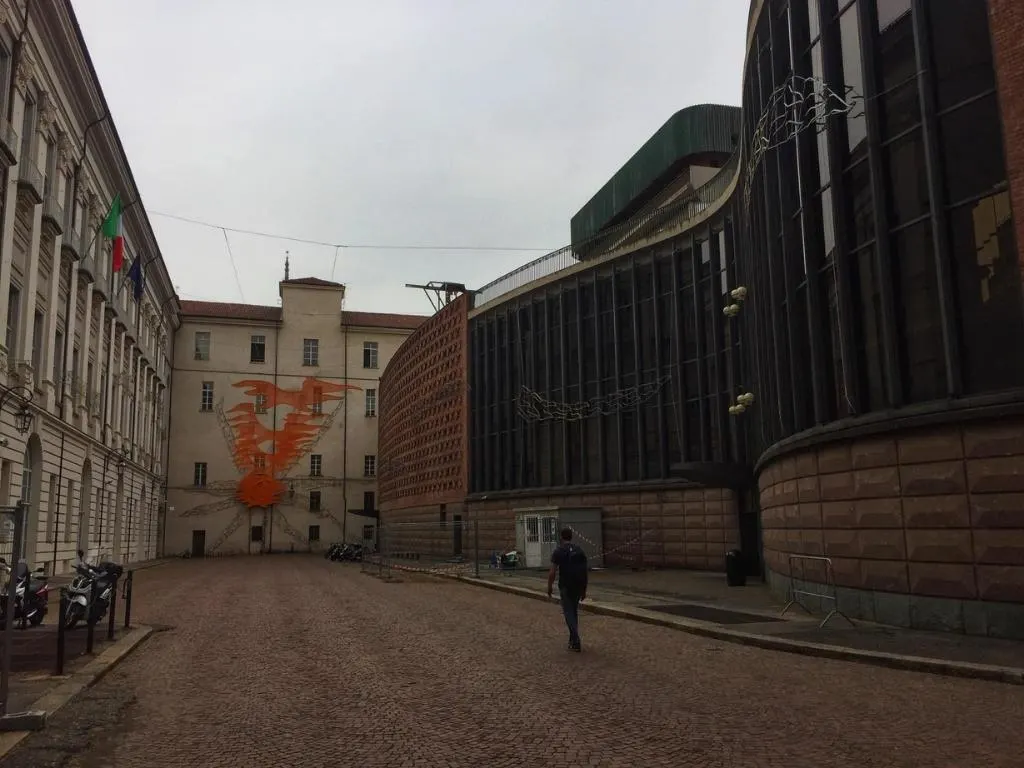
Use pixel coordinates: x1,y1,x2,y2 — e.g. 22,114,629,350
524,515,541,567
191,529,206,558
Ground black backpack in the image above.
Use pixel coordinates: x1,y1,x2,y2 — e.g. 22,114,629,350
560,543,588,588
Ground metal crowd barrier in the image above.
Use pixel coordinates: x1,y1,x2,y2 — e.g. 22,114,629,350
780,554,854,629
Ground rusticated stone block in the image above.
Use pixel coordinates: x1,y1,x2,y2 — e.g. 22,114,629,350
823,528,860,558
962,420,1024,458
908,562,977,599
861,559,909,592
829,556,861,588
779,456,798,481
897,429,964,465
851,437,897,469
853,466,901,499
818,443,852,474
798,502,822,528
858,529,907,561
973,529,1024,565
902,494,970,528
905,529,974,563
683,489,705,502
969,492,1024,528
796,476,820,502
800,528,824,556
966,456,1024,493
855,497,903,528
976,565,1024,601
782,504,800,529
794,450,818,478
821,500,857,528
899,460,966,497
819,471,855,501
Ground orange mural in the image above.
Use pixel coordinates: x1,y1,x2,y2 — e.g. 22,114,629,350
227,378,360,508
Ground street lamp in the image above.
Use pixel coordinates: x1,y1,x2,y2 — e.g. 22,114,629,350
0,384,33,438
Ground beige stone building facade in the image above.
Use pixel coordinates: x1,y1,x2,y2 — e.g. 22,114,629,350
0,2,177,574
165,277,424,556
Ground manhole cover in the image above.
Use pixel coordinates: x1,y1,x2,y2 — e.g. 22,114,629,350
646,604,783,624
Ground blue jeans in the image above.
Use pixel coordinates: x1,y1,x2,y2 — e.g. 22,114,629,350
560,587,581,645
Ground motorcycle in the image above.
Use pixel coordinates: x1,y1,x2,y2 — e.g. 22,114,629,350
0,557,49,627
65,551,123,630
328,543,363,562
324,542,343,560
491,549,523,570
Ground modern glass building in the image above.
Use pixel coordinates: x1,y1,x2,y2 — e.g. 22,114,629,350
381,0,1024,637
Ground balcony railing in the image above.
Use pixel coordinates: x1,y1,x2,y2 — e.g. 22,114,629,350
42,191,64,236
16,157,43,204
471,151,740,309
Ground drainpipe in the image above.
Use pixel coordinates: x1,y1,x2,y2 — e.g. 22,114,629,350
342,319,349,542
160,328,174,556
268,316,280,553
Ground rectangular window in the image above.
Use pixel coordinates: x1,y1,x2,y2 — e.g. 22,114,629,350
362,525,374,542
46,473,58,542
193,462,207,487
363,455,376,477
6,285,19,354
308,524,320,542
250,334,266,363
31,310,43,384
253,454,266,472
309,454,322,477
43,136,56,200
250,525,263,542
363,341,379,369
309,490,321,512
312,385,323,415
193,331,210,361
53,329,63,388
20,93,35,165
302,338,319,366
363,491,375,512
440,504,447,529
365,388,377,417
200,382,213,411
255,393,268,414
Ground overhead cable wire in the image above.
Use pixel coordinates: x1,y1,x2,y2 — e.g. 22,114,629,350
148,210,555,252
220,228,247,303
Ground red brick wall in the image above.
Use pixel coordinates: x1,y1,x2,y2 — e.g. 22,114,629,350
378,294,469,514
759,418,1024,603
990,0,1024,273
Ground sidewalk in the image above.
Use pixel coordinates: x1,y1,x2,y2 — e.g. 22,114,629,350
452,565,1024,683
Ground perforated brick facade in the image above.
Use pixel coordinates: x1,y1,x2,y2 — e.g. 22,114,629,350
378,294,469,517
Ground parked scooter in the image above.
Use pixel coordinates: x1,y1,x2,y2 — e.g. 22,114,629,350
328,542,363,562
65,551,123,629
324,542,343,560
0,557,49,626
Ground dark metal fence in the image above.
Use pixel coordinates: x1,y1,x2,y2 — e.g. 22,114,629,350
471,152,739,309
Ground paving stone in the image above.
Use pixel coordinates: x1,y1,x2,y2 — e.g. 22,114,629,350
4,556,1024,767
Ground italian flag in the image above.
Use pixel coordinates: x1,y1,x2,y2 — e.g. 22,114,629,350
102,195,125,273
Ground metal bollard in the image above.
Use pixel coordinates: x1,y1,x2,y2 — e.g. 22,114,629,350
56,588,68,676
107,576,118,641
123,571,133,629
85,579,97,655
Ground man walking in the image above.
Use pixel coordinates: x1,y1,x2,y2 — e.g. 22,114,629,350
547,527,588,652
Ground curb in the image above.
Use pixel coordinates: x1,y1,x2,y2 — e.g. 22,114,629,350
374,562,1024,687
0,625,155,759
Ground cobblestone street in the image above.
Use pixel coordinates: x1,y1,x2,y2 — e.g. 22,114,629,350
4,557,1024,768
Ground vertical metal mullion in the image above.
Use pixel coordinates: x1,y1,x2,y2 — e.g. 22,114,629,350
576,276,586,485
514,306,527,488
858,0,903,408
610,268,624,482
822,0,864,413
630,254,645,479
707,233,729,462
690,235,708,462
651,253,667,478
724,220,741,463
481,319,492,493
910,0,961,396
503,310,514,490
671,249,688,463
558,286,569,485
542,294,552,488
593,276,606,483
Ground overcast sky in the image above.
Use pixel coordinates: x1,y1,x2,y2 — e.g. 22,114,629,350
74,1,748,315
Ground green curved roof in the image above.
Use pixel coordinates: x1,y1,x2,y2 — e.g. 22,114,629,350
570,104,741,244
